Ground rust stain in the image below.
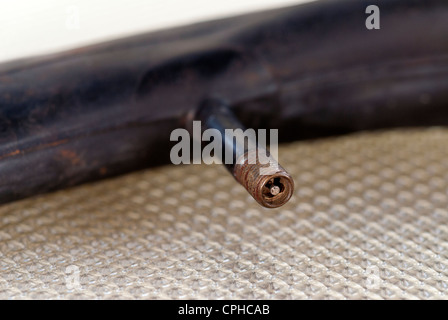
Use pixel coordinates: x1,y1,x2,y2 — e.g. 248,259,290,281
0,139,69,161
59,149,83,166
45,139,68,148
0,149,21,160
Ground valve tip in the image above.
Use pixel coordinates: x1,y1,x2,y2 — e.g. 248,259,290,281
259,172,294,208
234,151,294,209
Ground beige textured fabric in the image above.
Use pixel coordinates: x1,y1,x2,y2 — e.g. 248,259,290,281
1,128,448,299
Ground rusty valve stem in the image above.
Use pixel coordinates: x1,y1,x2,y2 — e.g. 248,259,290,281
195,99,294,208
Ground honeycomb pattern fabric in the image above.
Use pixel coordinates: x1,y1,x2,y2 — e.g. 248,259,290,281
0,128,448,299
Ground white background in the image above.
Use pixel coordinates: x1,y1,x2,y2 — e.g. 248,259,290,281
0,0,314,63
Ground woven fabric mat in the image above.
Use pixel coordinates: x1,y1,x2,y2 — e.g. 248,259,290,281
1,128,447,299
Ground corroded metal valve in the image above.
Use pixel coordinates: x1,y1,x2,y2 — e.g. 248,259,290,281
195,99,294,208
